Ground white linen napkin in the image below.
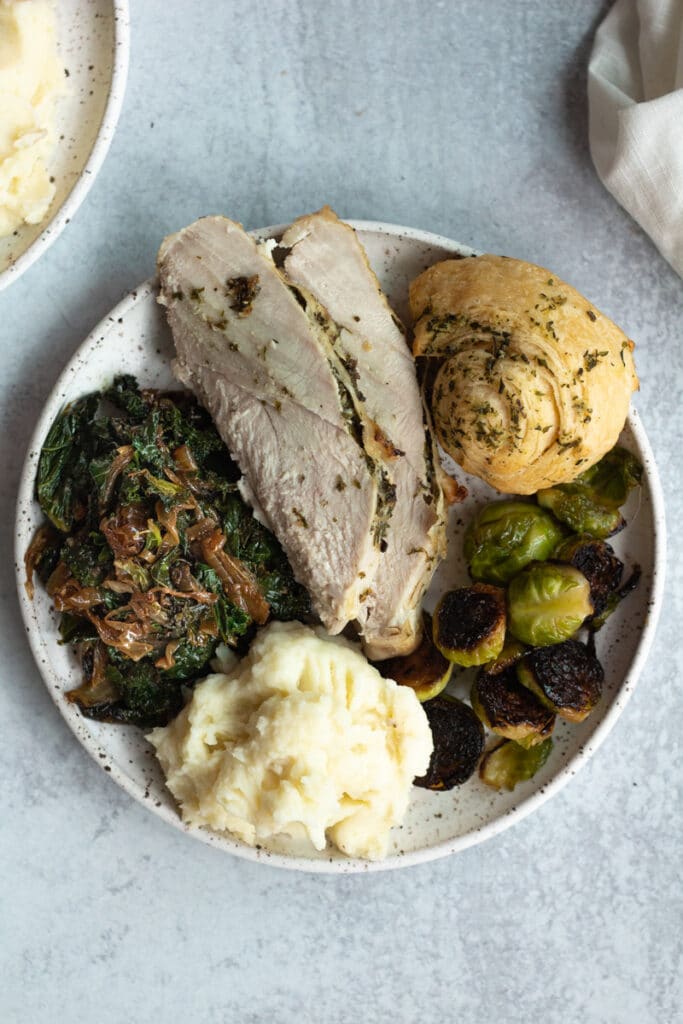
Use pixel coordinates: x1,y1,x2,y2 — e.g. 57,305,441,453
588,0,683,276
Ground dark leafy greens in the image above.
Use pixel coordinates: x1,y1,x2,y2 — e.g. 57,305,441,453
37,394,100,533
26,375,309,727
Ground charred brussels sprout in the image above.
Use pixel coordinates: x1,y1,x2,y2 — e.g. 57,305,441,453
378,614,452,702
516,639,604,722
537,445,642,538
486,639,527,675
507,562,593,646
479,737,553,791
589,566,642,631
433,584,506,667
553,534,623,618
464,501,565,584
414,695,485,790
471,666,555,747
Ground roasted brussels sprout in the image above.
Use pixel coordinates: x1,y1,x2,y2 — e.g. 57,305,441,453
471,665,555,747
378,614,453,702
464,501,565,584
553,534,623,618
590,565,642,630
579,445,643,505
414,695,485,790
537,446,642,538
507,562,593,646
479,737,553,791
433,584,506,667
516,639,604,722
537,487,622,538
486,638,527,674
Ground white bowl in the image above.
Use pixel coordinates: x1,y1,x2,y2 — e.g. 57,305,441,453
14,222,667,872
0,0,130,292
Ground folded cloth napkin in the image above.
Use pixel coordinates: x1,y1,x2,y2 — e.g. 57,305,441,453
588,0,683,276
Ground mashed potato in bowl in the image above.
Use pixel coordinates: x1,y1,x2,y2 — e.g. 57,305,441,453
147,622,434,861
0,0,62,237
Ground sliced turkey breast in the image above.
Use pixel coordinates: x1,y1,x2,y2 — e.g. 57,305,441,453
281,208,448,658
157,216,394,634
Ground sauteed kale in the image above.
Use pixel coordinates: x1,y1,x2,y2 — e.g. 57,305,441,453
25,375,309,727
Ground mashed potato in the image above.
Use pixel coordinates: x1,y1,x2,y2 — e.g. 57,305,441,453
148,621,433,860
0,0,62,237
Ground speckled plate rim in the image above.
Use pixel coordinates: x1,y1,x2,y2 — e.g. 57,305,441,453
0,0,131,294
14,221,667,873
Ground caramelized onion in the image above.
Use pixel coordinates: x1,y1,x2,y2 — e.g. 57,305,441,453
24,525,56,599
126,589,171,628
199,616,219,638
186,517,218,544
101,503,148,558
173,444,198,475
87,612,156,661
155,500,200,554
66,642,120,709
46,560,71,597
45,562,105,613
155,640,180,670
103,579,136,595
52,581,104,613
200,529,270,624
146,584,217,605
99,445,134,510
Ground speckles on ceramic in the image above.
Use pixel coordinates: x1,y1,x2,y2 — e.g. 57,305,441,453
0,0,130,291
13,225,666,874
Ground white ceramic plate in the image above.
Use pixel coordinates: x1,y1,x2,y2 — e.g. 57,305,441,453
0,0,130,292
14,223,666,873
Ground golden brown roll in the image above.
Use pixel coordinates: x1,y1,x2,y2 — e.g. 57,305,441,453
410,255,638,494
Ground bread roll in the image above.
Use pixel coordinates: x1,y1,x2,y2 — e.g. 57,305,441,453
410,255,638,494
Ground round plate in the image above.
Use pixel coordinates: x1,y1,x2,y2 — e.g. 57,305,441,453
0,0,130,292
14,222,666,872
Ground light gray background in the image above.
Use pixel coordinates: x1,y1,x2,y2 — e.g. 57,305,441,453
1,2,681,1022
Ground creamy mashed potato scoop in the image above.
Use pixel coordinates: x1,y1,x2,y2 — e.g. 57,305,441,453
148,621,434,861
0,0,62,237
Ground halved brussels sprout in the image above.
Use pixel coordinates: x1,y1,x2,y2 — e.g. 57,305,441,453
486,639,527,675
516,639,604,722
578,445,643,506
537,488,622,538
464,501,565,584
413,695,485,790
433,584,506,667
471,665,555,747
590,565,642,631
553,534,623,618
507,562,593,647
379,613,453,702
537,446,642,538
479,737,553,791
